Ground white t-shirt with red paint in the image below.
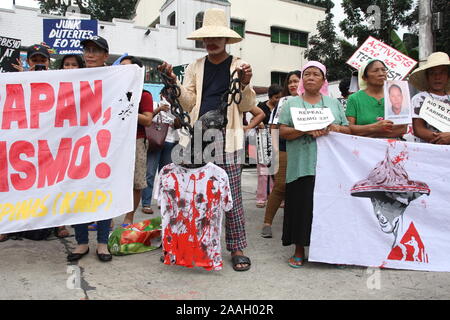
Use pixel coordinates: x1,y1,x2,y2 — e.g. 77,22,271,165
156,162,233,271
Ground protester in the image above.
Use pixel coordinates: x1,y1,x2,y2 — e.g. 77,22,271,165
158,8,256,271
278,61,350,267
67,36,113,262
345,59,407,138
59,54,85,69
141,93,176,215
255,84,282,208
261,70,301,238
410,52,450,144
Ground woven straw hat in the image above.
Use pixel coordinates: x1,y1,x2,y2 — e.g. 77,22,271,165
187,8,242,44
409,52,450,92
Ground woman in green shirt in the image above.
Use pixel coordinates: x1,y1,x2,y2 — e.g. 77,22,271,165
346,59,407,138
278,61,350,267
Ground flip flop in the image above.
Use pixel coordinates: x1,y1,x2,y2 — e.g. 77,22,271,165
142,207,154,214
0,234,9,242
121,224,131,228
88,223,97,231
231,255,251,272
288,256,304,268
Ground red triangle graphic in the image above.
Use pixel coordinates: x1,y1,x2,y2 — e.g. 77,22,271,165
387,222,428,263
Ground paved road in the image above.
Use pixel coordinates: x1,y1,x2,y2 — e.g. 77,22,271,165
1,168,449,300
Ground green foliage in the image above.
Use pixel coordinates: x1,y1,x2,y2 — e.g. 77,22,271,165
433,0,450,54
304,12,356,81
339,0,418,46
36,0,138,22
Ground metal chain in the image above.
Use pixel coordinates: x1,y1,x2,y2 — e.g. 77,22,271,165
159,71,194,137
159,68,243,135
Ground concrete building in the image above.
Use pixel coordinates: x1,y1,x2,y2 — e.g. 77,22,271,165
0,0,326,90
135,0,327,89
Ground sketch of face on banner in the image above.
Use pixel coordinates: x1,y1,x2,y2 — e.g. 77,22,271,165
384,80,412,124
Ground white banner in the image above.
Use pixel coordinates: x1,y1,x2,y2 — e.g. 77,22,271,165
310,133,450,272
0,65,144,234
346,36,417,80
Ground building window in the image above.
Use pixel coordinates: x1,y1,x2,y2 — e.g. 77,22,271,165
271,27,308,47
271,72,288,86
230,19,245,38
195,12,205,49
168,12,176,26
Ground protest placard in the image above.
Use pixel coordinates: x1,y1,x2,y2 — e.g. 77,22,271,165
384,80,412,124
346,36,417,80
43,19,98,55
0,65,144,234
0,36,21,73
419,97,450,133
290,107,335,132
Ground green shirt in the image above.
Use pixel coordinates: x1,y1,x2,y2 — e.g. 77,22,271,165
345,90,384,125
278,95,349,183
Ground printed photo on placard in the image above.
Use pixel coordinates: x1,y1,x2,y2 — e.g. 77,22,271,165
384,80,412,124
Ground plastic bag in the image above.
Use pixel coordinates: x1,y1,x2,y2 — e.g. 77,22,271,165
108,218,162,256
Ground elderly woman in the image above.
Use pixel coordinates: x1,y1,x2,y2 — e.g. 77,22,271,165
278,62,350,267
346,59,407,138
410,52,450,144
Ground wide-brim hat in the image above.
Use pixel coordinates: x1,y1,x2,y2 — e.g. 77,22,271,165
187,8,242,44
409,52,450,92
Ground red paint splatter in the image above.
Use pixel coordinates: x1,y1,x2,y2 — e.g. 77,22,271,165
392,151,408,165
352,150,360,158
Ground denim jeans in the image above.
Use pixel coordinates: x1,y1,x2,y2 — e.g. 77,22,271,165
141,141,176,207
73,219,112,245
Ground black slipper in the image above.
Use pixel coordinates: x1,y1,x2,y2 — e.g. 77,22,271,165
231,255,251,272
67,248,89,262
96,250,112,262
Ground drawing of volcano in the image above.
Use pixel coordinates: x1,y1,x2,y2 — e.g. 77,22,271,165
351,149,430,248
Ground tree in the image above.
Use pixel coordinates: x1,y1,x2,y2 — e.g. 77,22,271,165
433,0,450,53
304,1,357,81
339,0,418,47
37,0,138,22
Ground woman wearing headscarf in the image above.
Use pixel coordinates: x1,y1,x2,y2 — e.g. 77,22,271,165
410,52,450,144
278,61,350,267
345,59,407,138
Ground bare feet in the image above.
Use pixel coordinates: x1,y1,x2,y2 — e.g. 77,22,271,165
72,244,89,254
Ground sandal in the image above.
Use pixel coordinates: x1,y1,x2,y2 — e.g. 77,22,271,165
231,255,251,272
288,256,304,268
0,234,9,242
88,223,97,231
256,201,266,208
55,226,70,238
142,206,154,214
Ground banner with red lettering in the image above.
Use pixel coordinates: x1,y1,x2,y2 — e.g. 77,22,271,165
310,133,450,272
346,36,417,80
0,65,144,234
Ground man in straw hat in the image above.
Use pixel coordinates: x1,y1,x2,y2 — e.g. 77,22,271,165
158,8,256,271
411,52,450,144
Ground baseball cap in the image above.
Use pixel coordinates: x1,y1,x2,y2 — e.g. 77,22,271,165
27,44,50,60
81,36,109,53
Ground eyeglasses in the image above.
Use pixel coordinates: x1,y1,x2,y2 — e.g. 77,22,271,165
83,47,105,55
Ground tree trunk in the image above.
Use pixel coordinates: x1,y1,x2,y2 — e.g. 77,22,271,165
418,0,434,65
